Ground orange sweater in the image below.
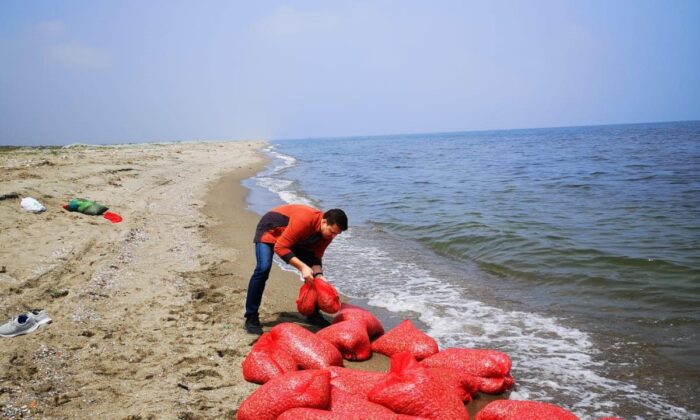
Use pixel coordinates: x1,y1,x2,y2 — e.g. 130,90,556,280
254,204,333,266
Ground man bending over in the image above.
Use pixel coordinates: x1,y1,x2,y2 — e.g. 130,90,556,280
244,204,348,334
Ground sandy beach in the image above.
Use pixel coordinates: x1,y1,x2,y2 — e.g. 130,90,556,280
0,141,272,419
1,141,504,419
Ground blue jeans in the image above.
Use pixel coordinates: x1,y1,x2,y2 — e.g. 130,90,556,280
244,243,274,319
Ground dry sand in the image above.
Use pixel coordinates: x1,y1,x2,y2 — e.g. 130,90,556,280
1,141,266,419
0,141,498,419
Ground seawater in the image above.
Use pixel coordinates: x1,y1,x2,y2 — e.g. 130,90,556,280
242,121,700,419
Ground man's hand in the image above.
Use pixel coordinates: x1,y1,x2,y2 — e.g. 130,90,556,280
289,257,315,285
301,265,314,284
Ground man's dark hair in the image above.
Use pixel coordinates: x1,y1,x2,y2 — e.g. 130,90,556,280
323,209,348,231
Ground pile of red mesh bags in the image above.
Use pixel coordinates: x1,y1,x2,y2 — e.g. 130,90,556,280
327,366,386,398
371,320,439,360
242,333,297,384
296,279,341,315
421,348,514,394
317,320,372,361
236,300,624,419
367,352,470,420
237,369,331,420
475,400,579,420
271,323,343,369
332,303,385,338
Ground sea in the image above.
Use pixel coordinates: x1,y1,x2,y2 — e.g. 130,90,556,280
242,121,700,419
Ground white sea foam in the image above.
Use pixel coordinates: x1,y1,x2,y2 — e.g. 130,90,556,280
253,147,314,207
250,145,697,420
265,146,297,173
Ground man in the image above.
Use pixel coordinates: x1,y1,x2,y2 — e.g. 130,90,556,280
244,204,348,334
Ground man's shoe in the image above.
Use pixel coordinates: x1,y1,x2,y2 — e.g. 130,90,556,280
306,312,331,327
0,310,52,338
244,316,263,335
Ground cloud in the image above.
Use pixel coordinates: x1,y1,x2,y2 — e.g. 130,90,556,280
252,6,339,37
45,42,111,71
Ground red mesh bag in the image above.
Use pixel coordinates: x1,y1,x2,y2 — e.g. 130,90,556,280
475,400,579,420
327,366,386,398
371,320,439,360
367,352,470,420
421,348,512,378
425,367,479,402
314,278,341,314
242,333,297,384
502,374,515,392
297,283,318,316
330,386,396,416
333,303,385,339
271,323,343,370
236,369,331,420
278,408,340,420
477,376,506,395
279,407,427,420
317,320,372,361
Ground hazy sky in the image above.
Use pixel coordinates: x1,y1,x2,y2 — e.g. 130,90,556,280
1,1,699,146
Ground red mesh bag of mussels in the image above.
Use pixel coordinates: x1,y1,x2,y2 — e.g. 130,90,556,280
475,400,579,420
317,320,372,361
236,369,331,420
421,348,512,378
425,367,479,402
297,282,319,316
242,332,297,384
271,322,343,370
314,277,341,314
477,374,515,394
330,386,397,416
332,303,385,339
278,407,429,420
328,387,430,419
371,320,439,361
277,407,340,420
327,366,386,398
367,352,470,420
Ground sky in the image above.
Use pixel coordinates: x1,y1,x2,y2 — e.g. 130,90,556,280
1,1,699,146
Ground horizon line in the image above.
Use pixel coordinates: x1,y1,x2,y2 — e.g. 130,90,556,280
2,118,698,148
275,118,700,142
